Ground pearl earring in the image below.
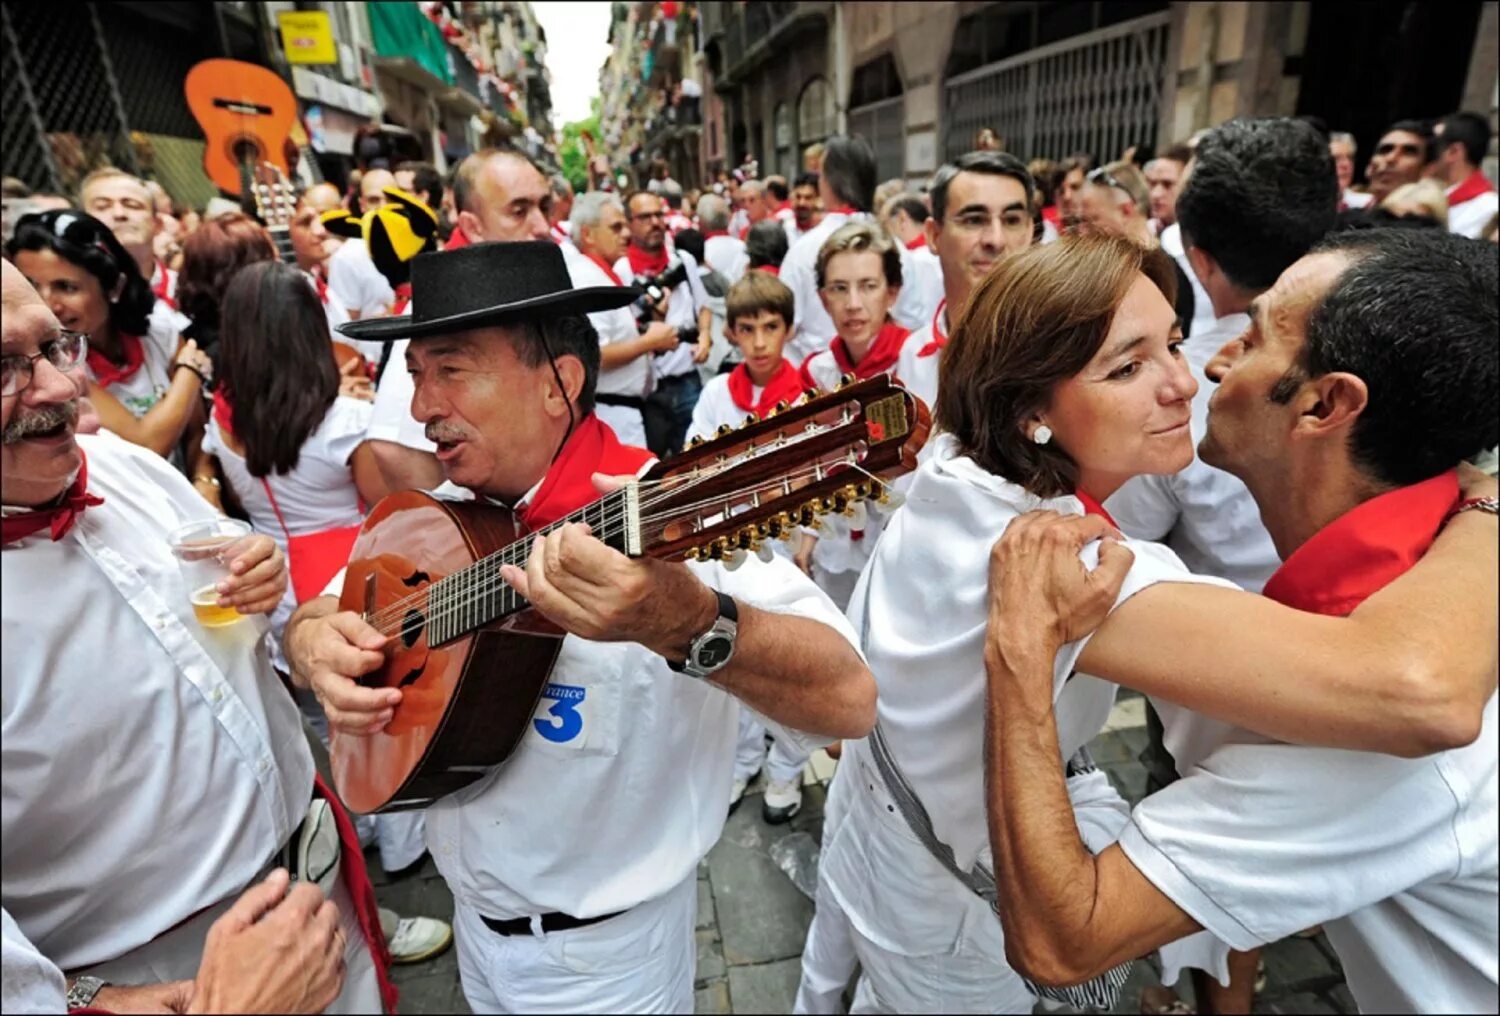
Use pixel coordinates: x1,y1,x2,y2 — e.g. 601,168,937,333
1033,425,1053,446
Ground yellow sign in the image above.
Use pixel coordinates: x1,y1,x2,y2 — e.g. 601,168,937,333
277,11,336,65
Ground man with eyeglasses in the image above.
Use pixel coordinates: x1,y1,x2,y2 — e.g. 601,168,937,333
892,152,1037,412
615,191,712,456
0,259,393,1013
1366,120,1431,205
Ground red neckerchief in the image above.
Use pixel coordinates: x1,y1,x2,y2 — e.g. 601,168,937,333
917,300,948,358
754,264,780,276
775,201,792,215
905,235,927,251
1262,470,1458,616
312,774,398,1013
626,243,669,277
1,451,104,547
212,387,236,437
519,413,655,529
1041,205,1060,227
727,359,805,419
152,261,177,310
86,333,146,389
392,283,412,315
1075,488,1118,528
735,224,750,241
307,267,330,306
828,206,857,216
827,321,910,380
702,229,729,240
583,251,625,287
1447,171,1497,207
444,225,471,250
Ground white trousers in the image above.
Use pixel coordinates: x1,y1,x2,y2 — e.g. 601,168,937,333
75,856,384,1014
594,403,647,450
355,809,428,873
793,870,861,1014
452,873,696,1014
735,707,811,785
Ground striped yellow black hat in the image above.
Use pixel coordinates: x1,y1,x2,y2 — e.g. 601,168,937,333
319,186,439,288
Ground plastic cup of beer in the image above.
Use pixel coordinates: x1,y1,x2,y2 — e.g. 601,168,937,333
168,518,255,628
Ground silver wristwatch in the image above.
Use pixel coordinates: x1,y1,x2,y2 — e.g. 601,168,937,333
668,591,739,679
67,975,108,1009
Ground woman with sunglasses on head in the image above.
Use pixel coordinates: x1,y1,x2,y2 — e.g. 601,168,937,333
7,210,211,467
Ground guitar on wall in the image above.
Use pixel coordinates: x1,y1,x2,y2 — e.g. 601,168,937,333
184,58,297,197
332,376,931,813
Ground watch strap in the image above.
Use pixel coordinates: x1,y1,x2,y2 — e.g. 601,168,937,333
67,975,108,1009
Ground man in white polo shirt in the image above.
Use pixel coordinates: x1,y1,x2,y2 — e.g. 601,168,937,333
983,228,1498,1014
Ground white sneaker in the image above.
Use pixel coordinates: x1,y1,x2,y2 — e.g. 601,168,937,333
387,915,453,964
728,768,760,816
762,777,802,824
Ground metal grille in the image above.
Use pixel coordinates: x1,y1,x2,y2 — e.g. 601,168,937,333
944,11,1171,163
2,0,138,194
849,96,904,181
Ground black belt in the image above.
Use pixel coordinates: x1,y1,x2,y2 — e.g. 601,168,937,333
595,393,645,410
480,909,625,937
655,371,698,385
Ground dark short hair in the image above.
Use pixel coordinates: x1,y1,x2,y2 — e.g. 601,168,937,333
929,151,1036,222
673,227,705,264
1436,111,1491,167
820,136,877,212
793,172,820,192
1175,117,1338,291
623,189,660,214
1155,143,1193,167
7,210,153,336
1290,229,1498,486
509,315,602,417
765,176,790,203
397,161,444,209
218,261,340,476
745,219,789,269
1384,119,1432,145
936,233,1178,497
727,271,795,329
887,194,929,224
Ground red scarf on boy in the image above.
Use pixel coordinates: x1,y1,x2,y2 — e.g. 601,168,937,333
727,359,807,420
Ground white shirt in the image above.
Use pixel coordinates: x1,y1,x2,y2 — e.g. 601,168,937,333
88,315,179,421
686,372,747,445
817,433,1232,998
1105,313,1281,593
1122,694,1498,1013
1341,189,1375,210
147,263,190,346
1445,178,1500,239
2,907,65,1015
1,432,313,971
703,234,749,285
894,305,946,412
367,340,437,453
779,211,928,365
905,245,945,328
306,268,379,364
615,251,710,379
1159,223,1217,342
561,242,650,399
417,483,858,920
327,238,395,318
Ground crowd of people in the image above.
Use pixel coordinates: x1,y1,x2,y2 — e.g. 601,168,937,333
2,99,1497,1016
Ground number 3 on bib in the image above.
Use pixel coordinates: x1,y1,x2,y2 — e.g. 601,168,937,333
533,682,587,743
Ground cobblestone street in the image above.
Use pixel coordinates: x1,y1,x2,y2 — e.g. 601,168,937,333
377,692,1356,1015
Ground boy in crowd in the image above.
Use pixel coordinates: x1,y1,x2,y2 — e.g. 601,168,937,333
687,272,813,822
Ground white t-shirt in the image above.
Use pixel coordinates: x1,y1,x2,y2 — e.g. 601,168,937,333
779,211,928,365
1341,189,1375,210
894,304,947,413
905,245,945,328
616,251,710,379
1122,693,1498,1013
367,340,436,453
817,432,1234,1004
1,432,313,971
1445,179,1500,239
1105,313,1281,594
416,483,859,920
203,397,372,635
87,316,179,420
1159,223,1217,342
2,907,65,1015
561,242,650,447
327,238,395,318
685,372,745,444
703,234,750,285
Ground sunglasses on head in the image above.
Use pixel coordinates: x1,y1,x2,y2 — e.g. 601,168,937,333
17,210,120,260
1087,167,1127,192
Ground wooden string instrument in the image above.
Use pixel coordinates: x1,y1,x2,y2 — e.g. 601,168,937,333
331,376,930,812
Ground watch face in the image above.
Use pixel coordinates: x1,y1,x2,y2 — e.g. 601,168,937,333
695,633,735,671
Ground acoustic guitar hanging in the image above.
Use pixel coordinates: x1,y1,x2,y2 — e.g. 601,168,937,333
331,376,931,813
184,59,297,196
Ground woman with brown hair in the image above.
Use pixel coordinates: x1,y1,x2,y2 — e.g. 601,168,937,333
176,212,278,364
795,232,1496,1014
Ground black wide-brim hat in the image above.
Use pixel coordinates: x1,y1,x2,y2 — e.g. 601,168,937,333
337,240,639,342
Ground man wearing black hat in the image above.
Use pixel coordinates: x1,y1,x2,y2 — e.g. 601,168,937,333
284,240,877,1013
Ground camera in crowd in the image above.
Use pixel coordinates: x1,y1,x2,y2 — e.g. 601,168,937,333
635,257,689,309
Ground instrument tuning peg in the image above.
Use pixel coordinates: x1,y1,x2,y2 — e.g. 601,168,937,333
687,435,705,449
756,542,776,563
846,501,869,530
771,400,790,415
724,548,749,571
838,372,858,389
743,414,759,427
875,487,906,513
715,423,734,437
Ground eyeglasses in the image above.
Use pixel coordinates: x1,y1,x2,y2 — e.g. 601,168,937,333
630,211,667,221
1087,167,1127,193
1,331,89,397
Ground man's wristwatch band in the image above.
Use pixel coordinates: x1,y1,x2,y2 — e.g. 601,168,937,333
667,591,739,679
66,975,108,1009
1445,496,1499,525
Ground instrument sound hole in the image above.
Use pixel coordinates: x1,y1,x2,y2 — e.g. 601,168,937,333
230,138,262,164
401,610,426,648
